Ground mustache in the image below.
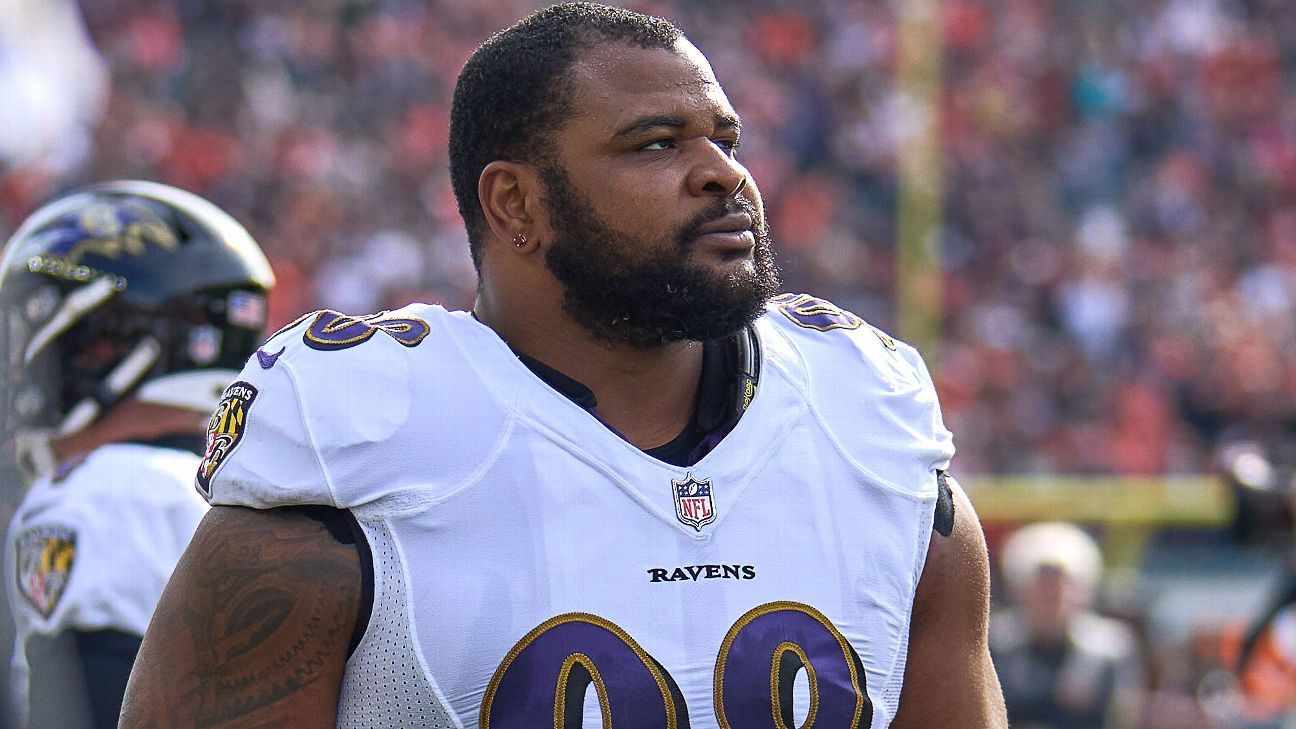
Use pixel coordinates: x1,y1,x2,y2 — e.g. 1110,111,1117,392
678,197,764,247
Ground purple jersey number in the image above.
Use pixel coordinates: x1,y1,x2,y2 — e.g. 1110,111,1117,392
302,309,430,351
715,601,871,728
773,293,863,332
481,613,688,727
481,602,870,728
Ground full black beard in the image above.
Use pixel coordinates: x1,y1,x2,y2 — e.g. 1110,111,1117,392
540,165,780,348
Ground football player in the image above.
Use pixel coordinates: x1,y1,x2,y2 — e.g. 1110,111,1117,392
0,181,274,728
123,4,1007,727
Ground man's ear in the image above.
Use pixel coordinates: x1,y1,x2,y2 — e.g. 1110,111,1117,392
478,160,543,244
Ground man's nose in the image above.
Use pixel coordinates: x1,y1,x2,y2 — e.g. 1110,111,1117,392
686,140,750,198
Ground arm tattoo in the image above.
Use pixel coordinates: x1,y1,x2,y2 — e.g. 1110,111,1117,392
122,507,361,728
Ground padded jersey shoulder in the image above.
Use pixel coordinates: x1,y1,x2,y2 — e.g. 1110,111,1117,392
201,304,515,512
21,444,203,523
759,293,954,499
763,293,931,391
9,444,207,636
256,303,444,450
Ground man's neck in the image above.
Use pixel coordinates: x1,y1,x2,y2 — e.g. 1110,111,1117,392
475,296,704,450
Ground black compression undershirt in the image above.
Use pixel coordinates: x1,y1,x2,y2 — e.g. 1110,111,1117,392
516,336,734,467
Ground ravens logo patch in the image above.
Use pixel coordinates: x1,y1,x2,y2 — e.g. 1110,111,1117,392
15,526,77,618
196,380,258,498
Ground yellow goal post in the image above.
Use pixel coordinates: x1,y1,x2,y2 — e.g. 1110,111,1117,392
962,475,1234,570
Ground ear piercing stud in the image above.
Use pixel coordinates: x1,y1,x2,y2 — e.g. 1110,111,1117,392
513,234,527,248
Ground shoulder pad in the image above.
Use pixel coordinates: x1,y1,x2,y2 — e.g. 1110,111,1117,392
765,293,923,389
760,293,954,498
204,304,511,511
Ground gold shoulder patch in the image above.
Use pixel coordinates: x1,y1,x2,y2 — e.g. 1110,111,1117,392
196,380,259,498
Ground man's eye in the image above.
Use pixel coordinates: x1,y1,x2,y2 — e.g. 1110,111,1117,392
642,139,675,151
714,138,741,156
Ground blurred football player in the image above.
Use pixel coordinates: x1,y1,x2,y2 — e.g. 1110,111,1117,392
1235,595,1296,722
0,181,274,728
123,4,1006,727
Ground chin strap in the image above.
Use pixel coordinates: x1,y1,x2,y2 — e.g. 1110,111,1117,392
56,336,163,436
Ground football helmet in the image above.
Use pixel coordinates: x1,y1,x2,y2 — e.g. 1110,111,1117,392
0,181,275,476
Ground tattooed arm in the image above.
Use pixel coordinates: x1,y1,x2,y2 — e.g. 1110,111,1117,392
120,505,362,728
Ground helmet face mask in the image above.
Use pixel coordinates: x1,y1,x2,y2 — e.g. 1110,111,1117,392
0,181,275,477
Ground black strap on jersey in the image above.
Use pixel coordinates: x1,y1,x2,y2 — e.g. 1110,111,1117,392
934,470,956,537
289,505,374,657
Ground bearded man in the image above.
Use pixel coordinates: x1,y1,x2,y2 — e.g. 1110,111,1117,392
122,4,1006,727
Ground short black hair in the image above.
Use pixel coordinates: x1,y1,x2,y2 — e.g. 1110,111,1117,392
449,2,683,268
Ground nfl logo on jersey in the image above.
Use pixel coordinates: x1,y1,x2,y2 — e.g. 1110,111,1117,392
673,474,716,531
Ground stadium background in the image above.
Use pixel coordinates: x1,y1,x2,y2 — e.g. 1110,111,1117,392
3,0,1296,726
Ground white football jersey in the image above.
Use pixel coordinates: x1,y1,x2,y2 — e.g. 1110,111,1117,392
5,443,209,720
203,295,954,729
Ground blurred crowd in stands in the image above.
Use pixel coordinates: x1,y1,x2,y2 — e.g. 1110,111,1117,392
4,0,1296,477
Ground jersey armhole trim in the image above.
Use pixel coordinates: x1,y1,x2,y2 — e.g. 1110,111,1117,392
344,510,374,657
882,496,939,721
280,357,340,508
